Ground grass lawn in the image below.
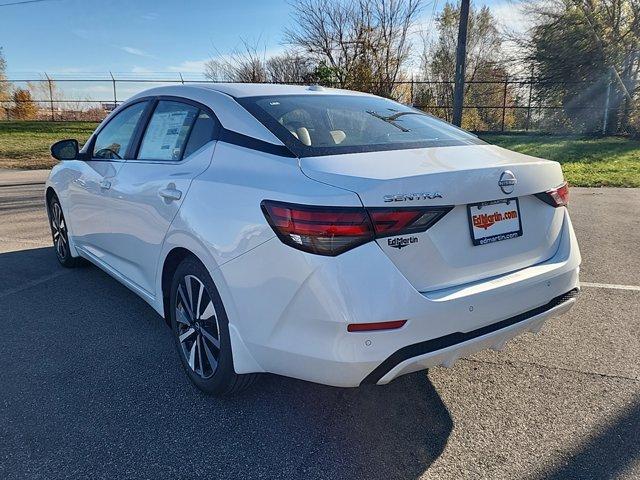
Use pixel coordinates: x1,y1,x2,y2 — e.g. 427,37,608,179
482,133,640,187
0,121,97,169
0,122,638,187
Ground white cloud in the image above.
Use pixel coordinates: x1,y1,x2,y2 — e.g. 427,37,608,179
490,0,534,37
121,46,153,57
167,59,210,73
166,46,289,75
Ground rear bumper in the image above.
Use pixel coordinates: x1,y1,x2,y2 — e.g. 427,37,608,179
363,289,578,385
218,209,581,387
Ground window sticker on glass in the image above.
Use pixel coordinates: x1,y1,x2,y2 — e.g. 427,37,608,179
138,102,198,161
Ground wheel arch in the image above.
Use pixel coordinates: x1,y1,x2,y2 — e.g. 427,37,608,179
45,187,60,220
157,241,264,374
160,247,195,325
45,186,57,203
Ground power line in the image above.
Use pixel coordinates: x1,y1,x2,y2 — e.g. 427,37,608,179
0,0,61,7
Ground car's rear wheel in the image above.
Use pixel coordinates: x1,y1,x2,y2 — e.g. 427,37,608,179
47,195,82,268
169,257,257,395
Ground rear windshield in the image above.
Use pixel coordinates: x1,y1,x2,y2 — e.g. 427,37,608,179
237,94,483,157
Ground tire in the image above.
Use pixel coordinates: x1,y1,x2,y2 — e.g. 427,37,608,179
47,195,83,268
169,257,257,396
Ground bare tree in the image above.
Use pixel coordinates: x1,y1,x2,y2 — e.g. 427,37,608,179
0,48,9,119
418,3,510,128
28,78,63,103
368,0,421,96
284,0,363,87
204,39,268,82
284,0,422,96
266,50,315,83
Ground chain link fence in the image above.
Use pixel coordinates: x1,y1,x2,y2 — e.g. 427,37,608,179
0,73,621,134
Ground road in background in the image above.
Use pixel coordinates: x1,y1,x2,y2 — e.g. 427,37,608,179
0,171,638,480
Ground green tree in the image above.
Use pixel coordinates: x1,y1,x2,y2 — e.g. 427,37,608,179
527,0,640,134
418,3,515,130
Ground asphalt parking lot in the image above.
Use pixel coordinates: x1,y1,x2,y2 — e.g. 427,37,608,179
0,170,638,480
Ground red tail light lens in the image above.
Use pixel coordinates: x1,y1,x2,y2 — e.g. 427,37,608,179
261,201,374,256
369,207,453,237
536,181,569,207
262,200,453,256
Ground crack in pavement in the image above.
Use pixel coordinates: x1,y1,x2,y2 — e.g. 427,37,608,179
0,269,72,299
0,236,47,245
461,357,640,383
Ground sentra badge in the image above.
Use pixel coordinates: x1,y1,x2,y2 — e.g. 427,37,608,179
384,192,443,202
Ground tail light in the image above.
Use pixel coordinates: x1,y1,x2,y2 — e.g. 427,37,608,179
261,200,452,256
536,181,569,207
369,207,453,237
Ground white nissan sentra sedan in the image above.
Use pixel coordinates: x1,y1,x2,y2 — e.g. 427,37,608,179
46,83,581,395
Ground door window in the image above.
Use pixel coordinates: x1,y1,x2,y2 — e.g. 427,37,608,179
138,101,200,161
93,101,148,159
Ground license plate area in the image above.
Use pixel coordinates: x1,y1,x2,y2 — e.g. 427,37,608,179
467,198,523,246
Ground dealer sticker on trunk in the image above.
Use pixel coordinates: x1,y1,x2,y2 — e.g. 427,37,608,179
467,198,523,246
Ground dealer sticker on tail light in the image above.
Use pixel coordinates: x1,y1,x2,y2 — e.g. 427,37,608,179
467,198,523,246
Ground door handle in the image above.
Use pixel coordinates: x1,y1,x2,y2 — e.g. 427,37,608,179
99,179,111,190
159,187,182,202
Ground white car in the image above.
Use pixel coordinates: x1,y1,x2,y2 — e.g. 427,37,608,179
46,84,581,395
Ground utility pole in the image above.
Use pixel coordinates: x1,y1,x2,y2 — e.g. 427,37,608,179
45,72,55,121
602,71,612,135
452,0,470,127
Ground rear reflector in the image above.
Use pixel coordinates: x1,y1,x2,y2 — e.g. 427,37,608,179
347,320,407,332
262,200,452,256
536,181,569,207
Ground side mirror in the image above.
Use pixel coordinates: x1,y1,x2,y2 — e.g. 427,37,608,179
51,139,79,161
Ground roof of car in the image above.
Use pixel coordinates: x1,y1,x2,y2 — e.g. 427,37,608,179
122,83,376,149
188,82,372,98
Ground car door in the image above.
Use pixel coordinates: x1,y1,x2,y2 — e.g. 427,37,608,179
66,100,150,259
105,98,219,297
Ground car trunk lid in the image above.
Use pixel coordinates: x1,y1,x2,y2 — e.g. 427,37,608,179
300,144,566,291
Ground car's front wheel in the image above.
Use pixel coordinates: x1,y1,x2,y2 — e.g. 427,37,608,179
47,194,82,268
169,257,257,395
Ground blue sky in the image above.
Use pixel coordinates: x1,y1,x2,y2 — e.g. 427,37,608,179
1,0,294,77
0,0,522,102
1,0,520,77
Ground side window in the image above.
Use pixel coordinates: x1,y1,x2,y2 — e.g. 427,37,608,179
93,101,148,159
183,112,216,158
138,101,199,161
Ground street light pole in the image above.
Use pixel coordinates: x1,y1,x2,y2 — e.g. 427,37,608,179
452,0,470,127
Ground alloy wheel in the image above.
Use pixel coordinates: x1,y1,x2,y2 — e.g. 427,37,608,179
50,201,68,260
175,274,221,379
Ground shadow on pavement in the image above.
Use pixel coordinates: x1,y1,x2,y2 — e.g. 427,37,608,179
539,395,640,480
0,247,453,479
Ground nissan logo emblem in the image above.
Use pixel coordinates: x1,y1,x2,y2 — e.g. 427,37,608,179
498,170,517,195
